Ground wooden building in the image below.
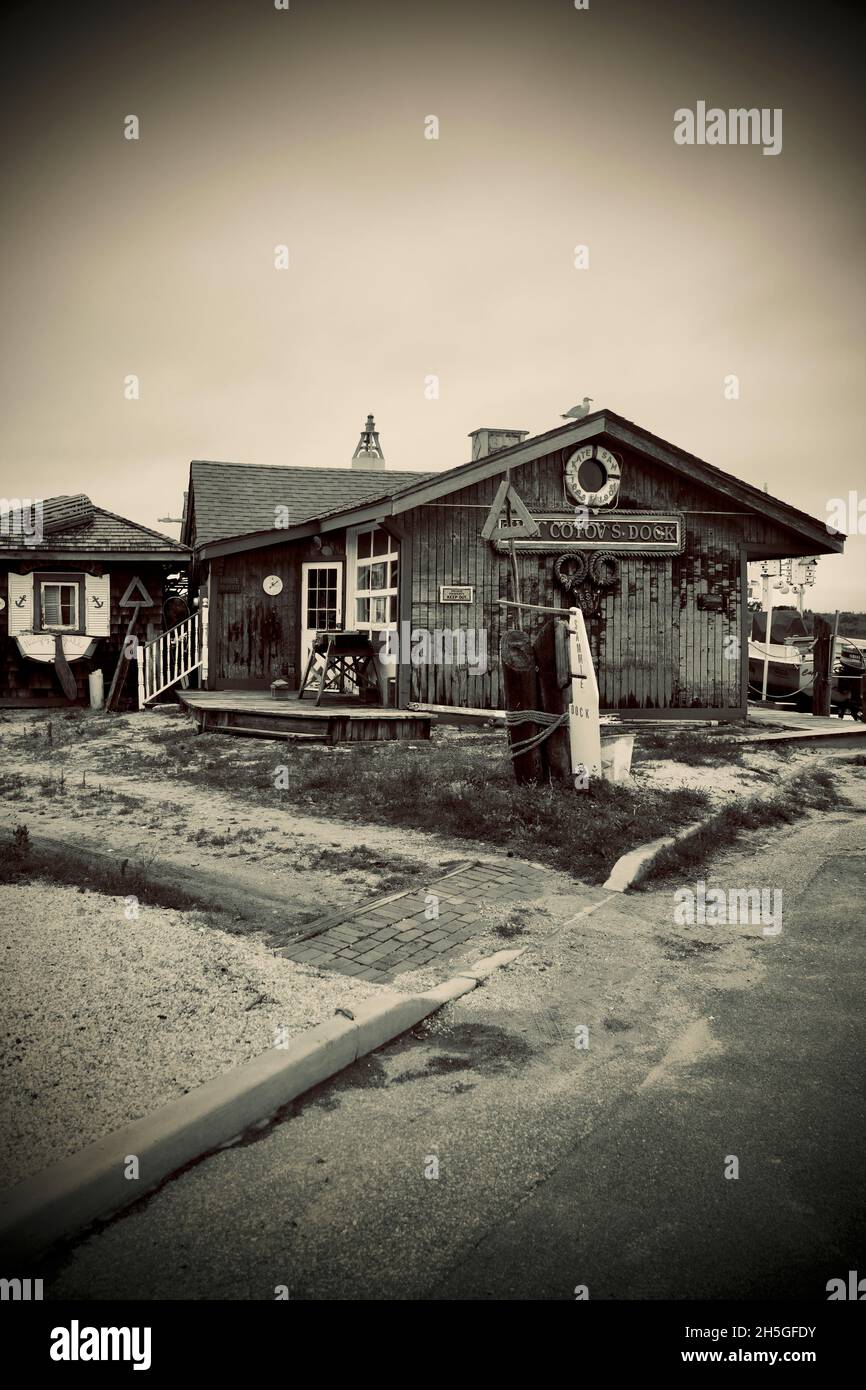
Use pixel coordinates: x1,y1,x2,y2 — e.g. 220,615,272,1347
181,409,843,720
0,495,189,706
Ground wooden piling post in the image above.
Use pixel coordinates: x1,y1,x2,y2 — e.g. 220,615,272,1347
812,616,832,716
499,629,544,784
532,618,572,783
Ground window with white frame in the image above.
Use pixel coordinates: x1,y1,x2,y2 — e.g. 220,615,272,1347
40,581,80,632
351,527,399,635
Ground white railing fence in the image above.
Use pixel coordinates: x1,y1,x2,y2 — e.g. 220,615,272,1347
137,611,203,707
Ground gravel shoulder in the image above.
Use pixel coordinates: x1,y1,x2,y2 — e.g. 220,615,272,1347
0,881,389,1191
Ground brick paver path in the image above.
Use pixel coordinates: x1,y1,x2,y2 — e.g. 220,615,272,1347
276,859,549,982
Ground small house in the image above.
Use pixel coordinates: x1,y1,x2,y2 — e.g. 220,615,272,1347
0,495,189,706
178,408,843,722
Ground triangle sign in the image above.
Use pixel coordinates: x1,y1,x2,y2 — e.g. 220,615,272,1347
480,477,540,541
119,576,154,608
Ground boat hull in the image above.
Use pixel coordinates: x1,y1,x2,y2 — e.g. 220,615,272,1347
15,635,98,664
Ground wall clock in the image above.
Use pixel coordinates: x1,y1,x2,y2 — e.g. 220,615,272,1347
262,575,283,596
564,444,622,507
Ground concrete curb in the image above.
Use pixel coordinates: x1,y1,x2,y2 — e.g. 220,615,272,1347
602,821,708,892
602,753,850,892
0,949,523,1262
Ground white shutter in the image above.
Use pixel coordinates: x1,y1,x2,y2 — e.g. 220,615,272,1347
7,572,34,635
85,573,111,636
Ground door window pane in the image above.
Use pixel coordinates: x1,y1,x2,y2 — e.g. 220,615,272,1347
306,568,340,630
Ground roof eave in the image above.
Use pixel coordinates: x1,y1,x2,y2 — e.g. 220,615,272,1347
1,549,190,563
197,494,399,560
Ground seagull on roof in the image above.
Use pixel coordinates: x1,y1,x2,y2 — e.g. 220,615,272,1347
562,397,594,420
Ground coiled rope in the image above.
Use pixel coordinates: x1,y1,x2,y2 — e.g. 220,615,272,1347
505,707,570,758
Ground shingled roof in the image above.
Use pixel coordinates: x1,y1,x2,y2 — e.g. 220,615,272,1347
185,461,435,547
0,495,188,558
184,408,841,560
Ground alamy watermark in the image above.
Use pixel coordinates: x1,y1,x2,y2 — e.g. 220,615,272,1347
674,880,782,936
674,102,782,157
379,622,488,676
0,498,44,545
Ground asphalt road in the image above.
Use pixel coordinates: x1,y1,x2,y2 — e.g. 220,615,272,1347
45,766,866,1301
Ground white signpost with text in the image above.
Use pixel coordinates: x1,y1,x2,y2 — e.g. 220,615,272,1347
567,606,602,789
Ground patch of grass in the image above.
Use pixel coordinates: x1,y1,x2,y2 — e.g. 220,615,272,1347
493,908,532,939
638,768,841,886
0,825,211,913
21,711,118,749
79,785,142,813
39,771,66,797
631,729,748,766
657,937,724,960
0,771,25,799
65,725,713,884
845,753,866,767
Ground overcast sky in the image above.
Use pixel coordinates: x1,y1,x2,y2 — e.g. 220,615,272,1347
1,0,863,607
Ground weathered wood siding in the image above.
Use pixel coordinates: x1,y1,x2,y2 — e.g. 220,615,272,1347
402,443,801,713
209,538,346,688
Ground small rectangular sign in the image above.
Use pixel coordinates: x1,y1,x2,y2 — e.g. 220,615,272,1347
439,585,475,604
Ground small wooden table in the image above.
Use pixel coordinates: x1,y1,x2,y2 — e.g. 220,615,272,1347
297,630,387,707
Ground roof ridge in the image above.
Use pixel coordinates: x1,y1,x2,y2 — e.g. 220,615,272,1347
191,459,434,475
90,505,188,548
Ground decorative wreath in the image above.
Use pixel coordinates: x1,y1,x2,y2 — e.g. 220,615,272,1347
590,552,619,589
554,552,589,594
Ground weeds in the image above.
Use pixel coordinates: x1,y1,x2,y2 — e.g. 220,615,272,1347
631,729,747,766
638,768,841,886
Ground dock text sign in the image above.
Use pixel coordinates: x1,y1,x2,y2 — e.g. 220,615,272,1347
492,511,684,555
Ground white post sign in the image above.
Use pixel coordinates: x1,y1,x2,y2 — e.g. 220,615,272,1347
568,606,601,789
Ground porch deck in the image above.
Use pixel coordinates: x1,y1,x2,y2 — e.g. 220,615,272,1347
176,689,435,744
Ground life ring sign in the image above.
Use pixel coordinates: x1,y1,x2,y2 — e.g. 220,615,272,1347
564,444,621,508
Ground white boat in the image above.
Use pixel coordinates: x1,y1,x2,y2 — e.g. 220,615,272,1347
748,640,810,700
15,634,98,664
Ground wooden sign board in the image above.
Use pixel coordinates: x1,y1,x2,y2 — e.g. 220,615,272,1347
567,606,601,789
491,511,684,555
439,585,474,603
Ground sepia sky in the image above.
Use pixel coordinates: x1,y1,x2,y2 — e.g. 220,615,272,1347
1,0,864,606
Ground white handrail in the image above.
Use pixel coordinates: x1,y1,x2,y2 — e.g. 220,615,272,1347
137,611,203,707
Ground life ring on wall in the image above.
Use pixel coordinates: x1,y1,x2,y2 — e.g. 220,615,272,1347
554,552,588,593
590,552,619,589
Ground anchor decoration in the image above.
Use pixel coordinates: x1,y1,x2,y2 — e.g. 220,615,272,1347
554,550,619,617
